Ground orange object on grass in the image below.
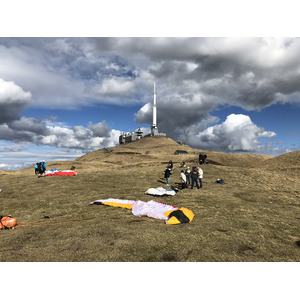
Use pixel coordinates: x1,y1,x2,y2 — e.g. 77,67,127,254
0,216,18,229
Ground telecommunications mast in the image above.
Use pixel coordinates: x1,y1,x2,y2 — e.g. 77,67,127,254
151,82,158,136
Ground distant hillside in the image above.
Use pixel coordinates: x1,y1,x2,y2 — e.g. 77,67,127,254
75,136,272,168
201,150,272,168
259,150,300,171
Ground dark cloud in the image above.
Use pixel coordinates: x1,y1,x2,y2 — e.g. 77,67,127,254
3,37,300,113
0,102,27,123
88,121,110,137
0,78,32,122
0,123,38,143
9,117,49,135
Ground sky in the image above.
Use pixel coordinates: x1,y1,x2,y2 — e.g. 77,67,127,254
1,36,300,170
1,2,300,171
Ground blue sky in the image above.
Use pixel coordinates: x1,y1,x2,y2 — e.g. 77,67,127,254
1,3,300,170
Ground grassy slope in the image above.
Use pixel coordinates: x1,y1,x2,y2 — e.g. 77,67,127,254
0,137,299,262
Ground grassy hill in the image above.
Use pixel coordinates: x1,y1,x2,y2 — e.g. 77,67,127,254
0,136,299,262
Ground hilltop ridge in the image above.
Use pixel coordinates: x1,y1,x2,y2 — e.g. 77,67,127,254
76,136,191,160
75,136,272,168
12,136,300,174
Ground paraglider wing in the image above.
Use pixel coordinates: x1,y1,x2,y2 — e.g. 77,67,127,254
90,199,194,225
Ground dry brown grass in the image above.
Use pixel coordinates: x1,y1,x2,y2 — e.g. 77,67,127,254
0,136,299,261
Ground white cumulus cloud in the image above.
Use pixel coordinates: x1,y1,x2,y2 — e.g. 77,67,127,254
90,77,136,97
186,114,276,152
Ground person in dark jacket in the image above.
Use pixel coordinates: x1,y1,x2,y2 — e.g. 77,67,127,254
41,160,46,174
35,162,39,175
190,166,200,189
35,161,46,177
199,153,203,164
164,166,172,185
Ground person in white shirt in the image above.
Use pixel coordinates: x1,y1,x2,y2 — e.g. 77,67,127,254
180,170,186,189
197,167,203,188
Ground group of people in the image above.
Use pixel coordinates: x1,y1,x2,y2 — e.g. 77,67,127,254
164,159,204,190
181,166,203,189
35,160,46,177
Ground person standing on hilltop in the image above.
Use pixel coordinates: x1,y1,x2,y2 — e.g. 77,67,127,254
199,153,203,164
35,162,39,175
190,166,200,189
197,166,203,188
41,160,46,176
185,166,191,188
164,166,172,186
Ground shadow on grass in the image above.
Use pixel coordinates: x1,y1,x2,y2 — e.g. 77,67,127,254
142,252,179,262
237,245,257,255
161,252,178,262
157,179,166,184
